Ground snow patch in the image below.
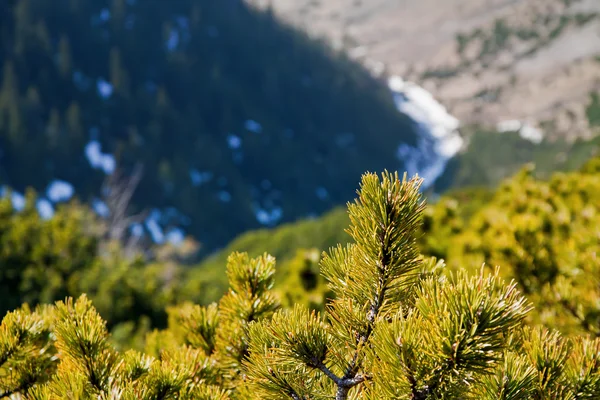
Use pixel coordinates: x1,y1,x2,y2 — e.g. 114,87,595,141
36,199,54,219
166,30,179,51
10,191,26,211
145,218,164,244
99,9,111,22
47,180,74,203
166,229,185,246
349,46,368,59
315,187,329,200
97,78,114,99
245,120,263,134
365,58,386,77
255,207,283,226
388,76,464,187
217,191,232,203
496,120,544,144
520,124,544,144
85,140,116,174
130,223,144,237
497,120,522,132
189,169,213,186
227,134,242,149
92,199,110,218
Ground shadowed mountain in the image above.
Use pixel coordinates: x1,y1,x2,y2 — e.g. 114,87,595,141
0,0,418,250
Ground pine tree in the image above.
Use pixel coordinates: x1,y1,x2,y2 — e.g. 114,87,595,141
65,101,83,142
1,172,599,399
0,62,19,108
241,172,599,399
0,61,22,143
0,252,279,398
109,47,129,95
445,163,600,337
57,35,72,79
13,0,31,55
34,21,52,54
111,0,126,30
45,108,61,148
0,304,55,398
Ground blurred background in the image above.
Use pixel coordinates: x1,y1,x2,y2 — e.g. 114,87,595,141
1,0,599,343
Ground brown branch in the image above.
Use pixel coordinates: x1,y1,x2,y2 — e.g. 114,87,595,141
317,362,342,385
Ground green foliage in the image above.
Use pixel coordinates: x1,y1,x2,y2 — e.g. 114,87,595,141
0,193,208,347
435,126,600,190
452,11,598,66
194,207,350,303
214,253,280,387
277,249,332,311
0,252,280,398
242,172,599,399
587,92,600,128
1,171,600,399
3,295,229,399
198,158,600,341
443,163,600,336
370,270,530,399
0,304,55,398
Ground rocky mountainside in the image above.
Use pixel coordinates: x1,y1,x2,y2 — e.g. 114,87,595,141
249,0,600,141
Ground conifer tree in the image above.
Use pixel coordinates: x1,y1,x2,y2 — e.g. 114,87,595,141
241,172,599,399
111,0,126,30
147,252,280,397
1,172,599,399
110,47,129,96
0,62,20,139
0,304,55,398
0,252,279,398
57,36,72,79
447,163,600,336
45,108,61,148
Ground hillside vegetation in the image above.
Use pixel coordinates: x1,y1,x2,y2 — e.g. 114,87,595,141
0,0,417,250
434,122,600,191
1,171,599,399
198,159,600,335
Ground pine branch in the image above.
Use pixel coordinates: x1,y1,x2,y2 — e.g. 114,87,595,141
316,362,341,383
329,173,425,398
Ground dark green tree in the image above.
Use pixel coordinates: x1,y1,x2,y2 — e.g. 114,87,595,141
57,35,72,79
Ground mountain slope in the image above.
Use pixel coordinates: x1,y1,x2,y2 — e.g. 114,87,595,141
0,0,419,250
249,0,600,141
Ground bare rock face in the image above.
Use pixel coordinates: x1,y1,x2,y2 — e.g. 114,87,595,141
249,0,600,140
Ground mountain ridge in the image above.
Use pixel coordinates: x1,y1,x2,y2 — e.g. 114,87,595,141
249,0,600,141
